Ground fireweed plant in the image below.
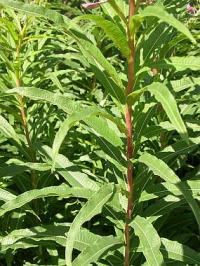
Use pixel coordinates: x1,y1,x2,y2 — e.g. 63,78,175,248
0,0,199,265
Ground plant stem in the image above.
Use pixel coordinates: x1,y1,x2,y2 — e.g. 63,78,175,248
15,20,37,189
124,1,136,266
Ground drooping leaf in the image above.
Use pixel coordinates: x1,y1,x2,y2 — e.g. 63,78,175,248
72,236,122,266
147,82,188,141
0,188,15,202
8,87,79,114
52,107,123,168
39,145,99,191
77,14,129,58
128,83,188,141
65,184,114,266
161,238,200,264
8,87,125,133
139,4,196,44
0,185,92,217
148,56,200,72
0,0,72,29
170,77,200,92
140,180,200,202
0,114,21,143
130,215,165,266
138,153,200,228
75,37,125,103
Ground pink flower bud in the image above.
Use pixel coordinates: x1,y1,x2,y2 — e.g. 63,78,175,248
81,0,108,10
186,4,197,15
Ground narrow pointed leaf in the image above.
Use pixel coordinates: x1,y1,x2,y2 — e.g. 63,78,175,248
0,185,92,217
39,145,99,191
138,153,200,228
139,4,196,43
72,236,122,266
0,115,21,143
149,56,200,72
161,238,200,264
130,216,165,266
147,82,188,141
77,15,129,58
65,184,114,266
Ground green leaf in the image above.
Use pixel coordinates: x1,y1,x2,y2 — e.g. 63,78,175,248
138,153,200,228
0,185,92,217
72,236,122,266
0,160,51,179
161,238,200,264
0,225,101,253
52,109,96,168
52,108,123,168
171,77,200,92
127,87,147,105
130,215,165,266
128,83,188,141
76,15,129,58
65,184,114,266
139,4,196,44
0,188,15,202
0,114,21,143
149,56,200,72
40,145,99,191
140,180,200,202
75,37,125,103
8,87,125,133
8,87,78,114
6,159,51,171
147,82,188,141
0,0,72,29
84,115,123,147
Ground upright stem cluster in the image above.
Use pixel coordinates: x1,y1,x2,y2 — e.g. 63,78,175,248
124,1,136,265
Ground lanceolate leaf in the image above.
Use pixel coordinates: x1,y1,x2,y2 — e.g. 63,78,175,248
138,153,200,228
0,0,72,29
40,145,99,191
127,87,147,105
140,180,200,202
139,4,196,44
72,236,122,266
0,115,21,143
128,83,188,141
75,37,125,103
161,238,200,264
8,87,125,133
0,188,15,202
148,56,200,72
171,77,200,92
77,15,129,58
52,109,97,168
8,87,79,114
0,185,93,217
52,108,123,168
65,184,114,266
0,225,101,253
147,82,188,141
130,215,165,266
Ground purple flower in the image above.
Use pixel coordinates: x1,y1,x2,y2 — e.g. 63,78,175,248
186,4,197,15
81,0,108,10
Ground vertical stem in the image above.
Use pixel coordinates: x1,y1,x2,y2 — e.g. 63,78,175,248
15,22,37,189
124,1,136,266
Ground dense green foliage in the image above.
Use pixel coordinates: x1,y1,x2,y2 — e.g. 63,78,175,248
0,0,199,265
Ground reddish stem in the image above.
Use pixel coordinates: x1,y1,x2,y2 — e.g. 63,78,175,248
124,1,136,266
